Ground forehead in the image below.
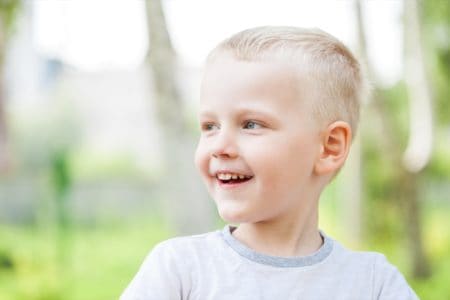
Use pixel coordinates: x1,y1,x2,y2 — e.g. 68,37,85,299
202,55,298,93
200,55,310,114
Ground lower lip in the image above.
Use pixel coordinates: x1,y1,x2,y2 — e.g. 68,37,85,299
216,178,253,189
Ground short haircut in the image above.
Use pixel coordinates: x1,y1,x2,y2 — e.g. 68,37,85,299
206,26,369,136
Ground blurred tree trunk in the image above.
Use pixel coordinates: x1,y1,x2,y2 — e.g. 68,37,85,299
145,0,212,235
338,0,369,247
0,0,21,174
401,0,432,278
0,54,9,174
403,0,433,172
340,138,362,247
355,0,431,278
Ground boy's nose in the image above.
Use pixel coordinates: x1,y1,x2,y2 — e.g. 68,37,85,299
211,130,239,159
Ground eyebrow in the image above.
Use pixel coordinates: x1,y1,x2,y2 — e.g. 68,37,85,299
199,107,279,122
235,108,278,120
198,111,216,119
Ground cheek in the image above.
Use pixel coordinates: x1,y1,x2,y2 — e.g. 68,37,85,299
194,141,209,175
254,138,316,184
284,141,318,181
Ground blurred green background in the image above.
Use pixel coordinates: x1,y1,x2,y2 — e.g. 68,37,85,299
0,0,449,299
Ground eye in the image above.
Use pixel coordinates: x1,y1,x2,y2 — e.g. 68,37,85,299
201,122,219,131
243,120,262,130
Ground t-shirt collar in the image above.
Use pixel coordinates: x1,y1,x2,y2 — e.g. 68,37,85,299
221,225,333,268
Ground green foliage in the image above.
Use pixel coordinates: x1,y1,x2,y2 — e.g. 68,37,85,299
426,135,450,179
359,84,409,245
422,0,450,124
51,150,71,197
0,0,21,38
380,83,410,143
10,99,81,174
0,218,172,300
70,150,158,182
411,204,450,299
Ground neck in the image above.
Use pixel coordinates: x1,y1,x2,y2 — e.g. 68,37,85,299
232,204,322,257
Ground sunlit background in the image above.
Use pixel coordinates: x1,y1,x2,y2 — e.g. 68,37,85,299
0,0,449,299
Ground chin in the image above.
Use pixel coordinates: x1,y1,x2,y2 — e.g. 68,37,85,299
217,208,249,224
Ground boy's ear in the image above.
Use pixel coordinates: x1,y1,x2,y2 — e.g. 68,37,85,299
314,121,352,175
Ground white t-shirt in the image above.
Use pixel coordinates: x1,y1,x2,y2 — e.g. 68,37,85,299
121,226,418,300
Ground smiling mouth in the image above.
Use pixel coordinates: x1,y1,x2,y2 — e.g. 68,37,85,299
216,173,253,185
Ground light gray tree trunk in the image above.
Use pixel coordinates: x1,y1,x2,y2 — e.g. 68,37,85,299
0,59,10,174
145,0,213,235
403,0,433,172
401,0,432,278
0,0,21,174
337,0,368,247
0,15,9,174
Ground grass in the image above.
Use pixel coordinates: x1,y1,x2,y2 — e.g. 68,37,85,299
0,217,172,300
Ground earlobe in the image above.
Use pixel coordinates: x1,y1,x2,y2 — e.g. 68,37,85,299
314,121,352,175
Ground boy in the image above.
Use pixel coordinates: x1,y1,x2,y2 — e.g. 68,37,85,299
121,26,418,299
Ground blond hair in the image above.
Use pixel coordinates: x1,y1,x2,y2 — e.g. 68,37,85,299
207,26,368,135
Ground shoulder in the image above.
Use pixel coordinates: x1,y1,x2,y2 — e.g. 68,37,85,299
370,253,419,300
120,229,223,299
330,240,383,264
330,241,418,300
154,229,222,250
330,240,396,270
147,229,223,262
326,239,388,273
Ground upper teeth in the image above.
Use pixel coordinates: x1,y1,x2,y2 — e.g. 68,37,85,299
217,173,251,180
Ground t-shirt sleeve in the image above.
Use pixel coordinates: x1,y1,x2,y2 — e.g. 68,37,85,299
120,241,186,300
373,254,419,300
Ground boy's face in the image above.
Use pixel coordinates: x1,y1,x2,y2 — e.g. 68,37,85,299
195,54,323,224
